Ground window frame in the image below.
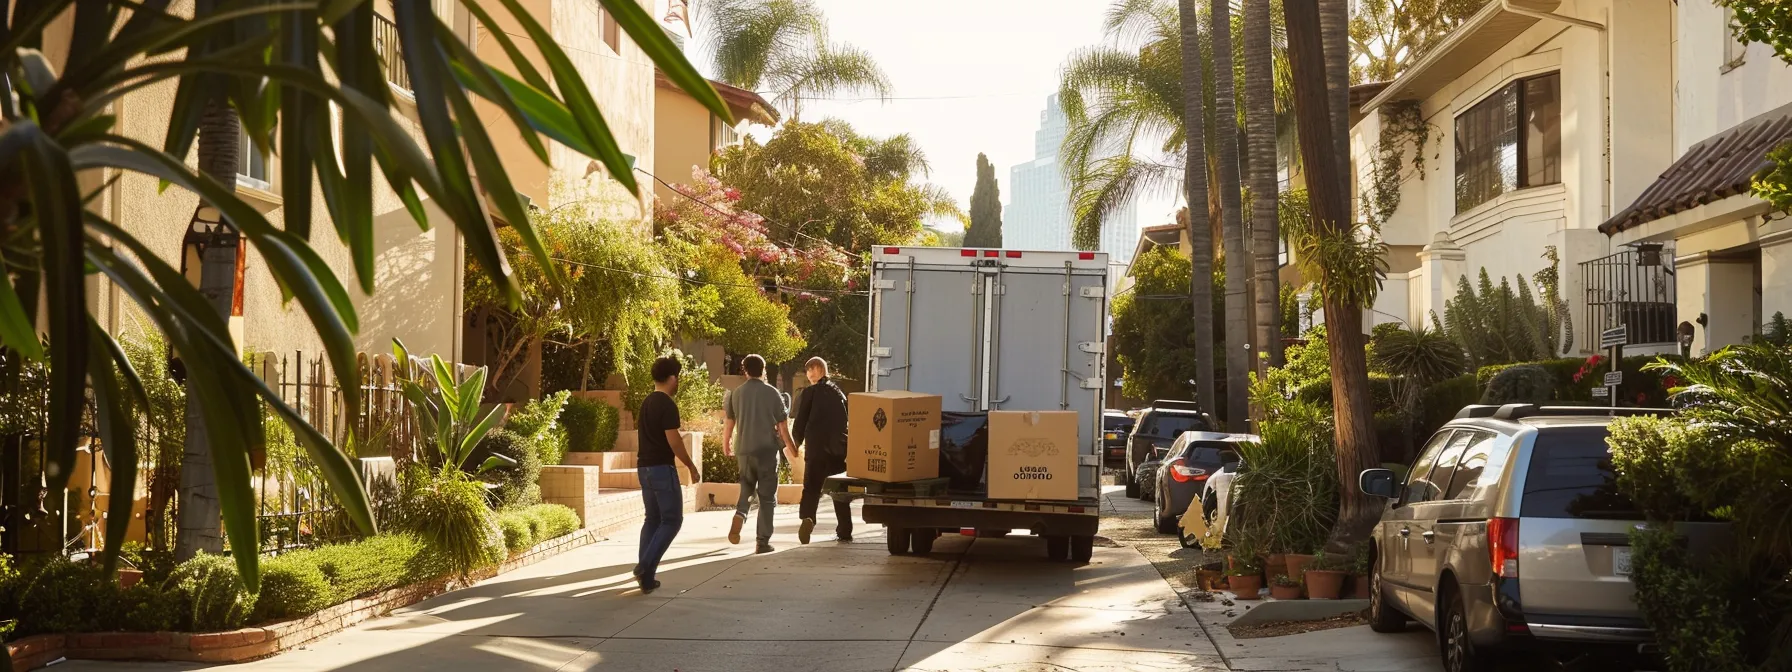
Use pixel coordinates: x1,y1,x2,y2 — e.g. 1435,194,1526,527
1441,430,1501,500
1723,7,1748,71
1400,430,1456,507
1453,72,1561,213
238,124,271,191
600,6,621,54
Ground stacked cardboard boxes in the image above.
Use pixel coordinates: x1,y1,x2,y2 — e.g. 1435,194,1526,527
846,391,942,482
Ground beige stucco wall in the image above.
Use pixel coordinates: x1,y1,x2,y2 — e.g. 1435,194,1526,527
654,86,718,203
67,4,467,368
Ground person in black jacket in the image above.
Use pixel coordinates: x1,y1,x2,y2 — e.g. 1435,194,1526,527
792,357,852,543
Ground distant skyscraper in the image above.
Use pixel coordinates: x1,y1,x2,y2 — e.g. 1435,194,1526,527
1005,94,1141,262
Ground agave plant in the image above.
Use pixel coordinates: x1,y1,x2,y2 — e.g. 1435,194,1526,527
0,0,732,591
393,339,510,476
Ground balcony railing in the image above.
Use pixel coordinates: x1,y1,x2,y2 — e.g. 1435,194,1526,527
1581,248,1677,346
374,14,410,93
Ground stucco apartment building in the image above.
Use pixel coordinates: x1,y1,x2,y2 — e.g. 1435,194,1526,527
1351,0,1792,357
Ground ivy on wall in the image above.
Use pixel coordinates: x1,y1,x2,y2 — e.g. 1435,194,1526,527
1364,101,1431,229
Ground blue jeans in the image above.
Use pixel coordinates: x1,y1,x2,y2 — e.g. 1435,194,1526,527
636,464,683,583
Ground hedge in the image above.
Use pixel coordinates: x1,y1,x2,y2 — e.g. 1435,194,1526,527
1475,354,1683,407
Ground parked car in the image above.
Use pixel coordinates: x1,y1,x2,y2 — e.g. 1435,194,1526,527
1122,401,1214,499
1357,404,1727,672
1102,411,1135,469
1152,432,1252,534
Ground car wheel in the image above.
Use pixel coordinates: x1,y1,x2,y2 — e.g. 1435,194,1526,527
1123,469,1140,498
1154,490,1177,534
1441,584,1494,672
1367,555,1406,633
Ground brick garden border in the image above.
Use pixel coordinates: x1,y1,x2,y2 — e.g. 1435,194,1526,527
5,528,601,670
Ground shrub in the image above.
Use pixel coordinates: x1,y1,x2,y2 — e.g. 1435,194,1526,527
701,433,736,483
528,504,581,540
1293,373,1397,409
117,583,181,632
497,511,536,554
477,428,541,508
625,349,725,421
1227,405,1336,555
167,554,252,632
1627,526,1752,672
15,557,113,636
1369,325,1465,382
251,555,332,623
561,397,620,453
288,534,441,602
1416,374,1479,437
507,391,571,465
1479,365,1554,404
400,469,505,577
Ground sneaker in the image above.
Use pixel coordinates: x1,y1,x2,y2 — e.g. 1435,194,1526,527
798,518,816,545
836,533,854,542
637,577,662,594
755,541,774,554
728,514,745,545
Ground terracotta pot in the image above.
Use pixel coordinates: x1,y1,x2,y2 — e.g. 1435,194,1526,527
1304,569,1347,600
1228,574,1263,600
1196,569,1224,592
1350,574,1371,599
1270,583,1302,600
1264,553,1289,580
117,568,143,590
1285,553,1316,580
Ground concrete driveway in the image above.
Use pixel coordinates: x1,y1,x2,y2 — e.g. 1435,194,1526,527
63,498,1227,672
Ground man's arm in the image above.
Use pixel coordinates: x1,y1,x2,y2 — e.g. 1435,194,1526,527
722,418,735,457
791,386,814,448
667,429,697,480
777,423,800,463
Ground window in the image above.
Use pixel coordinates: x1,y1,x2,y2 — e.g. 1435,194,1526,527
1724,8,1747,69
239,124,269,190
1454,72,1560,213
1518,427,1641,519
1443,431,1502,499
1138,412,1211,439
1417,431,1475,503
1401,430,1455,507
1277,236,1289,267
601,7,620,53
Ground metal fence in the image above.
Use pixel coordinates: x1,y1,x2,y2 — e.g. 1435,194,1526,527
374,14,410,92
1581,247,1677,346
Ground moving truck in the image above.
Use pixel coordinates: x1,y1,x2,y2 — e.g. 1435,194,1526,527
855,246,1107,562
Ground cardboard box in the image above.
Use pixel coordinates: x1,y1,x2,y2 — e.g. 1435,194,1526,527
847,391,942,482
987,411,1081,501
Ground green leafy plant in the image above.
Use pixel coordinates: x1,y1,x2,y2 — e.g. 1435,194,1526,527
396,465,504,578
702,433,738,484
118,583,182,632
282,534,443,602
251,555,332,623
529,504,581,540
560,397,619,453
477,429,540,508
1479,365,1554,405
1436,268,1568,369
168,554,252,632
1370,325,1464,383
15,557,113,636
395,339,510,476
1271,573,1301,588
497,510,536,554
1227,391,1338,555
506,391,571,465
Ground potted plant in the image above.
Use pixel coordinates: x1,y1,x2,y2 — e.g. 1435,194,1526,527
1270,574,1302,600
1195,562,1225,592
1285,550,1317,583
1303,550,1348,600
1228,560,1264,600
1349,543,1372,599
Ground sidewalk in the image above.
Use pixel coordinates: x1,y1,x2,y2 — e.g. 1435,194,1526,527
63,496,1228,672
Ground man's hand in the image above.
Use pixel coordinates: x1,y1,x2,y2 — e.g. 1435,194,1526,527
783,447,800,464
681,458,700,482
723,441,733,457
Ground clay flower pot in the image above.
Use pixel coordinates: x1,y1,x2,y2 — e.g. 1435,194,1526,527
117,568,143,590
1264,553,1289,580
1304,569,1347,600
1285,553,1316,580
1350,574,1371,599
1228,574,1263,600
1196,569,1224,592
1270,583,1302,600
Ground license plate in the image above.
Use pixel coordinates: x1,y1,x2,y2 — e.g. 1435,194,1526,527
949,501,976,509
1613,547,1632,577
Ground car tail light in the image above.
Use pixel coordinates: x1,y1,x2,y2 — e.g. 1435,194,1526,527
1488,517,1519,577
1168,459,1207,483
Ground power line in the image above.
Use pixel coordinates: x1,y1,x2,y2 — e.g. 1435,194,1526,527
793,93,1029,102
548,256,869,298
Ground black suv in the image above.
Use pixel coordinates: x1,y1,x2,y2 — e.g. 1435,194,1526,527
1102,411,1135,469
1120,401,1214,498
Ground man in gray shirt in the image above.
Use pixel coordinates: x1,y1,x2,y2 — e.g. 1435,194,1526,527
723,354,799,553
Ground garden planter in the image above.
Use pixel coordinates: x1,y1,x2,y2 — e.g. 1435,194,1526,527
117,568,143,589
1304,570,1346,600
1350,574,1371,599
1270,583,1302,600
1195,569,1223,592
1285,553,1316,579
1228,574,1263,600
1264,553,1288,580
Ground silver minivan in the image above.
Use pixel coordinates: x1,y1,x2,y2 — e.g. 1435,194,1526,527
1358,404,1726,672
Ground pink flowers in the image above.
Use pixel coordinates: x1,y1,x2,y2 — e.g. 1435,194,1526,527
724,187,742,202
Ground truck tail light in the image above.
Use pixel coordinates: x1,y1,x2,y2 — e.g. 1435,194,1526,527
1004,250,1022,258
1488,517,1519,577
1078,252,1096,260
1168,459,1207,483
960,249,977,257
883,247,900,255
983,250,998,257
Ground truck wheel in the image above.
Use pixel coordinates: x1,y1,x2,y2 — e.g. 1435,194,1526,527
1070,535,1094,563
1044,535,1070,561
911,529,937,555
886,526,910,556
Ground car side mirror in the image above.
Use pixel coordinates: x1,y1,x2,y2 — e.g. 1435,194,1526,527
1360,468,1401,499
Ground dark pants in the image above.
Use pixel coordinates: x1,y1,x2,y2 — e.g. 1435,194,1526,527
800,453,853,537
636,464,682,583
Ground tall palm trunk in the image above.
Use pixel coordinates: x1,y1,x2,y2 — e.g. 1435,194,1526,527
1245,0,1282,372
1209,0,1249,430
1321,0,1350,184
176,99,242,561
1177,0,1216,415
1283,0,1379,554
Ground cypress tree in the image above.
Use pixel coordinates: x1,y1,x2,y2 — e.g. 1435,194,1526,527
964,153,1003,247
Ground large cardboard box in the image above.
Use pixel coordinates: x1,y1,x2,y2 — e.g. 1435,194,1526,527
847,391,942,482
987,411,1081,501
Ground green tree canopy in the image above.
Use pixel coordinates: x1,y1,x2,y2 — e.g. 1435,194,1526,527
964,153,1003,247
1111,246,1226,402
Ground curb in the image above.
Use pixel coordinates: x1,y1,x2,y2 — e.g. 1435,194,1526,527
5,528,602,670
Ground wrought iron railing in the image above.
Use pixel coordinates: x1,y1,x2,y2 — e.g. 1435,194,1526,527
374,14,410,92
1581,247,1677,346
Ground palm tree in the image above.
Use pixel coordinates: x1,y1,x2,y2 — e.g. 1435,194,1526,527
1209,0,1249,429
175,96,242,561
1177,0,1218,415
0,0,735,589
1321,0,1351,177
1245,0,1284,373
694,0,891,115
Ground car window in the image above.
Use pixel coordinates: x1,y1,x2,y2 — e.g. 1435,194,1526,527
1400,430,1455,507
1443,431,1501,500
1139,412,1210,438
1421,431,1476,502
1519,426,1642,519
1104,414,1133,430
1183,445,1230,464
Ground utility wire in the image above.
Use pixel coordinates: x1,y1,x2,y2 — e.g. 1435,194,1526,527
548,256,870,297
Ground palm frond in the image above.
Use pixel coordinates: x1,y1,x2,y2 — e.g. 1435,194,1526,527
766,41,891,113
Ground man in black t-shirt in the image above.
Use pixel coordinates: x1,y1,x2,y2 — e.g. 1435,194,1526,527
633,356,698,594
792,357,852,543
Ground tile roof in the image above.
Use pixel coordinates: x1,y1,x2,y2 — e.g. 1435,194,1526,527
1600,101,1792,235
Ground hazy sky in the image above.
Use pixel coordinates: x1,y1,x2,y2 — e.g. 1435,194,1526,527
683,0,1181,235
